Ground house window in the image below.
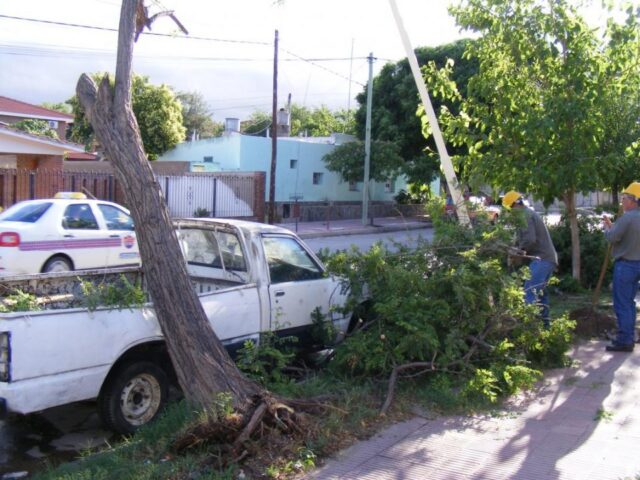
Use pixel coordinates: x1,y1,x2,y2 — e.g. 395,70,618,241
290,159,298,169
203,156,213,163
348,181,358,191
313,172,324,185
385,179,395,193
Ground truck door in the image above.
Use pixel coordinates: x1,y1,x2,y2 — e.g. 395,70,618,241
262,235,335,335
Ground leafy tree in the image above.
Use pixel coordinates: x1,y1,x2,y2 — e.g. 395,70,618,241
40,102,72,115
353,39,477,184
290,104,356,137
69,73,185,159
241,105,356,137
176,91,223,140
422,0,640,281
12,119,58,139
241,110,272,135
322,140,404,183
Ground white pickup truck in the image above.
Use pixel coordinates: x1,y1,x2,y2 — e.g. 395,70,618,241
0,218,352,433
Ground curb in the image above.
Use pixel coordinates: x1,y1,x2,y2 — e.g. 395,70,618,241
291,220,432,239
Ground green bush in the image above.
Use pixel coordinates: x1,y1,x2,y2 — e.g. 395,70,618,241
325,204,574,405
548,214,610,290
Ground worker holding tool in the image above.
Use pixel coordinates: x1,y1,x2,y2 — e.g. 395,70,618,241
602,182,640,352
503,191,558,328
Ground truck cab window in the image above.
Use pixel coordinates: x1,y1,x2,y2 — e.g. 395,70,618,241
178,228,246,272
262,236,323,283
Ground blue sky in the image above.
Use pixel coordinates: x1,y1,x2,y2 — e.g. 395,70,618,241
0,0,465,120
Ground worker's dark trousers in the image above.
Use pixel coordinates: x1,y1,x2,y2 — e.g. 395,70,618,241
524,259,555,328
612,259,640,345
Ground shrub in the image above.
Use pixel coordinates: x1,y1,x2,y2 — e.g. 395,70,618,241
325,203,574,404
548,214,610,289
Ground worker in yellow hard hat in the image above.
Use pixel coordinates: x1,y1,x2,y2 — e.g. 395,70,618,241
503,190,558,328
602,181,640,352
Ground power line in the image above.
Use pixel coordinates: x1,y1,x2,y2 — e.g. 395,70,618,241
0,14,368,86
0,14,270,46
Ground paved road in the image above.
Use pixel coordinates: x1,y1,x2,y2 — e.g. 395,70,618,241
305,228,433,254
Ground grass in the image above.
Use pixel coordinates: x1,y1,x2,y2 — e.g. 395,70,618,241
31,290,605,480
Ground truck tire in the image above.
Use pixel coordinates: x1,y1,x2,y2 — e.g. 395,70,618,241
99,361,169,434
42,256,72,273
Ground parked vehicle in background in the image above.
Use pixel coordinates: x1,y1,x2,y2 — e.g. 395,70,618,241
0,192,139,275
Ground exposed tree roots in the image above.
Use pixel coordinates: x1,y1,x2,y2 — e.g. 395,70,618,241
172,393,335,467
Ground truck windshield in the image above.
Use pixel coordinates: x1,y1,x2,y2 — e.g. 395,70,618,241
0,202,52,223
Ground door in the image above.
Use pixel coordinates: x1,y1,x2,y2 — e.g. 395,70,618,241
61,203,109,269
262,235,336,333
96,203,139,267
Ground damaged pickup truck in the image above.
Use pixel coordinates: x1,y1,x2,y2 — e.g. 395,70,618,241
0,218,352,433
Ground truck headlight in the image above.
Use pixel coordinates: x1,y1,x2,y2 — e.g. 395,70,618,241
0,332,10,382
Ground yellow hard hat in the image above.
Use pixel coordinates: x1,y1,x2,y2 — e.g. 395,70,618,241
502,191,522,208
622,182,640,199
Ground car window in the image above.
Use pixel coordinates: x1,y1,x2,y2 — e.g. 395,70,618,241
178,228,247,272
0,202,52,223
63,204,99,230
262,235,323,284
98,204,135,231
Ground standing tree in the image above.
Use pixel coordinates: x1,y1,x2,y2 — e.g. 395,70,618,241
76,0,275,429
323,140,404,183
423,0,640,281
176,90,224,140
290,104,356,137
69,73,185,159
354,39,477,184
12,119,58,139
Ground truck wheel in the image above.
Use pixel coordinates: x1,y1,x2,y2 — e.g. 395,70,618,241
42,256,72,273
99,361,169,435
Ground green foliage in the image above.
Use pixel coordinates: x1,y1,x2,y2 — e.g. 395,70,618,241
176,91,223,140
80,275,146,311
0,290,40,312
68,73,185,159
40,101,73,115
395,183,432,205
12,119,58,139
309,306,337,348
354,39,477,184
324,208,574,404
236,332,297,386
322,140,404,183
193,207,211,218
549,214,610,289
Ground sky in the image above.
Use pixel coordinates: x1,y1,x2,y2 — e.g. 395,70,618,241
0,0,467,121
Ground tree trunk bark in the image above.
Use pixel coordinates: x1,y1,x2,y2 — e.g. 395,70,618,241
76,0,262,410
563,190,581,281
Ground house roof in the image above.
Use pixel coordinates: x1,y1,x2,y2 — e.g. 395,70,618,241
0,95,74,123
0,122,85,155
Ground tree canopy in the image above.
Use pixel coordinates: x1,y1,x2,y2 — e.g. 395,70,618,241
241,104,355,137
68,73,185,159
176,91,224,140
422,0,640,279
353,39,477,184
12,119,59,139
322,140,404,183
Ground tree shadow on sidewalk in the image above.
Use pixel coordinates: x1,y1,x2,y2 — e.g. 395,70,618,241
473,339,639,479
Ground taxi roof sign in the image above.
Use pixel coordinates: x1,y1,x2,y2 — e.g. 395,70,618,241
54,192,87,200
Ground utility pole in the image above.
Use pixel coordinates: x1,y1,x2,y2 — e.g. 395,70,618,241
362,52,374,225
388,0,470,226
268,29,279,224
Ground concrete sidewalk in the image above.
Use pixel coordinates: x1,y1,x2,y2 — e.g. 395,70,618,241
304,340,640,480
275,216,431,239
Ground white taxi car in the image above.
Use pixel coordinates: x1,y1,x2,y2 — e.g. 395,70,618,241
0,193,140,276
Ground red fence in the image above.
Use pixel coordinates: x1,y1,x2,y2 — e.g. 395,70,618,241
0,169,265,221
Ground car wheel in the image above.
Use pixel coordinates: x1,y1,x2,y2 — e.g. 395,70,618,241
99,361,169,435
42,256,72,273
